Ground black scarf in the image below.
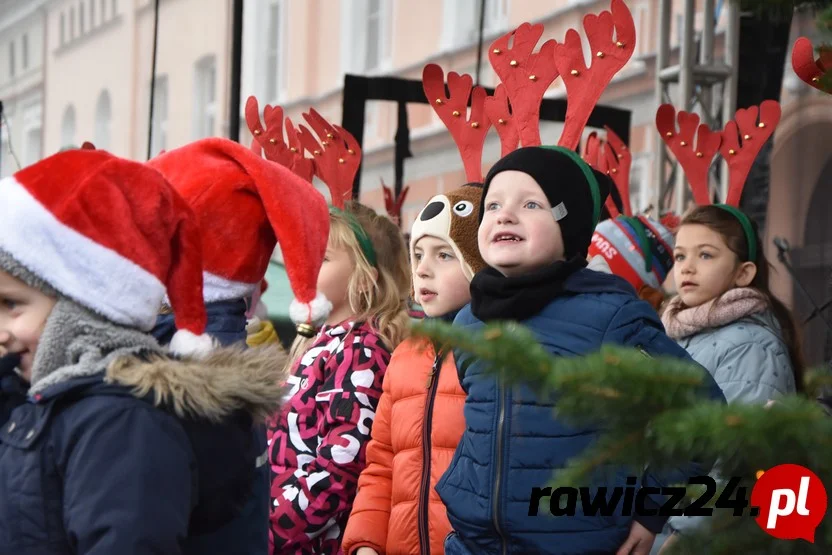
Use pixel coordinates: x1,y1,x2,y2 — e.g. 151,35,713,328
470,256,588,321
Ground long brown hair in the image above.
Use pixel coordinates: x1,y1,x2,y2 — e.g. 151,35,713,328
678,206,805,390
285,201,411,371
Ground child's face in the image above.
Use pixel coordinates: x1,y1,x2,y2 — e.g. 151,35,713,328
478,171,565,277
317,239,357,326
0,270,57,381
412,236,471,317
673,223,756,308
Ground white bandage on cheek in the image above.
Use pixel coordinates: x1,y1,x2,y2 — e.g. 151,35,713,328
551,202,568,221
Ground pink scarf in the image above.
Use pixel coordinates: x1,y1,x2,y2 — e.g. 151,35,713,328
661,287,768,339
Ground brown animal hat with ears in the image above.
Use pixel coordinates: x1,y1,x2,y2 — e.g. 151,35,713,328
410,183,487,282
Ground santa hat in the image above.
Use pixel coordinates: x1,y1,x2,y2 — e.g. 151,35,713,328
147,137,331,333
0,148,213,356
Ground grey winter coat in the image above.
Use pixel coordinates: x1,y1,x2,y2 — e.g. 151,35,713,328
656,308,796,543
674,310,796,404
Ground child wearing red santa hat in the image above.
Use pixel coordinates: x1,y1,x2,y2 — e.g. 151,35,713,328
147,135,332,555
0,148,289,554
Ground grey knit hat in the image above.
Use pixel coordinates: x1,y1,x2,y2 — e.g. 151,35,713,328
0,248,58,298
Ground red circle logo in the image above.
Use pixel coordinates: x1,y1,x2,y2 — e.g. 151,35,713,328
751,464,827,542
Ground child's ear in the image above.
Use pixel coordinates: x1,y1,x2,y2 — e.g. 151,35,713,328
734,261,757,287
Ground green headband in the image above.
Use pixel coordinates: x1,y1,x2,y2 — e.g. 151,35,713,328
620,215,653,273
713,204,757,263
541,145,602,227
329,206,378,267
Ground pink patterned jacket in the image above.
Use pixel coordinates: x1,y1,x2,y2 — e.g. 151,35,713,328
267,320,391,555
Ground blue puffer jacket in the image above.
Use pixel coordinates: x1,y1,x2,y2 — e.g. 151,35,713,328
439,269,726,555
0,346,285,555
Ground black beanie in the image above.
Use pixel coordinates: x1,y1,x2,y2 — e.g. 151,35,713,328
480,146,612,259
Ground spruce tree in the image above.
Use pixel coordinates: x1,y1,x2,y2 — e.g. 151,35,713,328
413,319,832,553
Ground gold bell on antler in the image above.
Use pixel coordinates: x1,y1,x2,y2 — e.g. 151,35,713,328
471,122,480,128
452,110,461,117
493,48,502,54
254,129,262,136
616,41,625,48
338,158,345,164
744,134,751,140
435,98,443,105
758,122,766,128
570,69,580,76
728,149,736,155
269,138,277,145
596,51,605,58
665,132,673,138
498,118,506,124
326,133,334,139
510,60,518,67
290,147,298,153
347,148,355,154
296,323,316,338
696,152,703,158
680,141,687,147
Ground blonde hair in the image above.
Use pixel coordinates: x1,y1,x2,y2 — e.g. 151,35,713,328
285,201,411,370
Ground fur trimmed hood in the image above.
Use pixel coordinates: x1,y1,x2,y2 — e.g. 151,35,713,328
105,344,289,423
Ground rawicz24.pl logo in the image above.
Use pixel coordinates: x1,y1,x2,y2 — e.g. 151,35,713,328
529,464,827,543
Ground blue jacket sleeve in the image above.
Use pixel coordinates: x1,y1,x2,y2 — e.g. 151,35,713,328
603,298,726,533
60,402,196,555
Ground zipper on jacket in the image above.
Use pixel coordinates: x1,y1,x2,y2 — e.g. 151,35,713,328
493,382,508,555
418,353,442,555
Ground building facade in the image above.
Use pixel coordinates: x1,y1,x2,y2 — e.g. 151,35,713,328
0,0,49,178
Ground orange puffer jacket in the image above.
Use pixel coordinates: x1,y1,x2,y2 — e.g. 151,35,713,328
342,337,466,555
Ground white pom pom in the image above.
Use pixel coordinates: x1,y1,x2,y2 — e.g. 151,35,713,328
289,291,332,326
170,329,216,358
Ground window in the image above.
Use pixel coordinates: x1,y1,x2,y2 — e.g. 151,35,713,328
61,105,77,148
441,0,506,49
94,90,112,150
60,13,66,44
365,0,382,71
341,0,392,74
23,103,43,166
112,0,117,16
80,3,86,34
193,57,217,139
8,41,15,78
265,0,285,102
70,7,76,39
150,76,168,156
101,0,107,21
22,34,28,69
635,3,648,57
90,0,96,27
0,126,10,178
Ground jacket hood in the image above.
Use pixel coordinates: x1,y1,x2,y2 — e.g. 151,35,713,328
105,344,289,424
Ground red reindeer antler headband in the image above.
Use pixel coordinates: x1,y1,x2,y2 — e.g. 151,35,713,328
791,36,832,95
246,96,363,209
422,64,493,183
483,0,635,154
656,101,781,208
582,127,632,217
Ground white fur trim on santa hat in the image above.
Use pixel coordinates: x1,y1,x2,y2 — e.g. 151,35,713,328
0,177,165,330
202,272,258,303
169,329,216,358
289,291,332,327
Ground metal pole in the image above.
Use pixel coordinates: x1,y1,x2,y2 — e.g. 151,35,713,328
675,0,696,215
474,0,487,86
701,0,715,200
653,0,672,214
720,0,740,203
146,0,160,160
228,0,244,141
